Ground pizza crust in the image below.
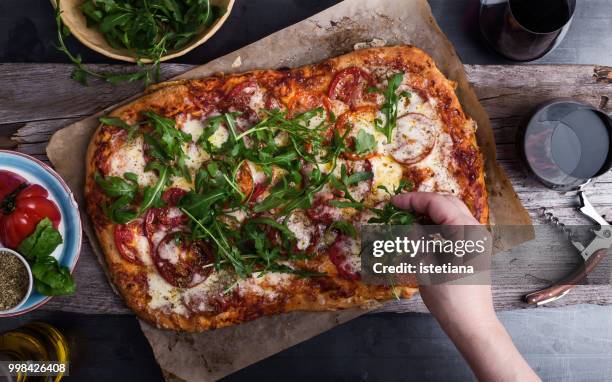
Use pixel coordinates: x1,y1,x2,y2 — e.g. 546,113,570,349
86,46,486,332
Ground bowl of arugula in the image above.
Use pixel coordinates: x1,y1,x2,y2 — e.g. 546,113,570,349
52,0,234,65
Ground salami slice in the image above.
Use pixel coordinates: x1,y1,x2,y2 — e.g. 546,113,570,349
144,207,188,250
153,232,214,288
226,80,279,124
328,67,375,109
389,113,438,165
328,234,362,280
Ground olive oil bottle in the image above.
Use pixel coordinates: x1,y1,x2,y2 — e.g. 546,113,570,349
0,322,69,382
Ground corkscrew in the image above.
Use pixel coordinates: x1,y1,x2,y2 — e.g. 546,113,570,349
524,190,612,306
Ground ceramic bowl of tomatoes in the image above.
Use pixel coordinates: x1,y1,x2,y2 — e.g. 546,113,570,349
0,150,81,317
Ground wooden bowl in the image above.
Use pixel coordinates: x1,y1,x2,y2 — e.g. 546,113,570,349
51,0,235,63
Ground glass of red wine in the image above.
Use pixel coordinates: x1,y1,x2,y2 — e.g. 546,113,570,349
480,0,576,61
517,99,612,190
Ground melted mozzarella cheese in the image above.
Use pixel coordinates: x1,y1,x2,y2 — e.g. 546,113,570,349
303,112,327,130
389,114,437,164
273,131,290,147
245,160,267,184
248,86,266,112
181,271,228,313
181,118,205,141
350,113,389,152
413,133,460,195
396,91,438,120
338,236,362,273
147,272,187,315
157,239,180,265
208,124,229,148
236,272,293,300
369,155,403,201
285,211,316,251
184,142,210,169
134,234,152,266
109,136,158,186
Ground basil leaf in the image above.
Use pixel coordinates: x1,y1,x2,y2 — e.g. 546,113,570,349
17,218,75,296
94,172,138,198
17,218,63,261
31,256,76,296
354,129,376,154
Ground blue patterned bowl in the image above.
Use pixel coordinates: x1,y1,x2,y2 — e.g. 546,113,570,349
0,150,81,317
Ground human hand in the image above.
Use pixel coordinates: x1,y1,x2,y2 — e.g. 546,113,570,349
391,192,494,322
391,192,540,382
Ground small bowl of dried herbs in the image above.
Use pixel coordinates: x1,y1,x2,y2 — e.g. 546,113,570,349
51,0,233,84
0,248,33,315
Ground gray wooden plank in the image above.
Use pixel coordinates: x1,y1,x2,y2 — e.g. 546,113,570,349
0,63,611,314
0,63,191,125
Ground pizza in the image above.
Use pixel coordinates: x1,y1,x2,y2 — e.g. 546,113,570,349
85,46,488,332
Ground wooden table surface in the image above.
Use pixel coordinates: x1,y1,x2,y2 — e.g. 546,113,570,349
0,62,610,315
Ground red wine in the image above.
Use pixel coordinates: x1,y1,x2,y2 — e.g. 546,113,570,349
510,0,572,33
479,0,575,61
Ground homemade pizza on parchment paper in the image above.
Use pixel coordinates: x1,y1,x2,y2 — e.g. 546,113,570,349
85,46,488,332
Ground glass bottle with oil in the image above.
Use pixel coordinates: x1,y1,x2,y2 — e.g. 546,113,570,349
0,322,69,382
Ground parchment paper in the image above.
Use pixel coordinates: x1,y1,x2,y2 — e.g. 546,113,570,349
47,0,533,380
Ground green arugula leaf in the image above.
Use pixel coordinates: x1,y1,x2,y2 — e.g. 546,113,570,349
368,204,414,225
327,220,357,238
328,200,364,210
57,0,224,87
99,116,140,139
373,72,411,143
346,171,373,186
138,165,170,215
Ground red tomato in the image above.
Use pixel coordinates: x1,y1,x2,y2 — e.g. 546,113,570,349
0,170,27,201
328,67,374,108
0,177,62,249
114,220,147,265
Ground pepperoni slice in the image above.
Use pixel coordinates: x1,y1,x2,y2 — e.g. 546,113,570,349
328,67,375,109
328,234,361,280
153,232,214,288
144,207,187,249
226,80,278,124
162,187,187,206
389,113,438,165
114,220,148,265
